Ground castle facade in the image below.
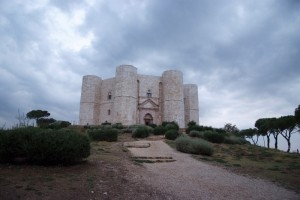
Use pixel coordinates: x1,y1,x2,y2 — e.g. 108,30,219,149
79,65,199,128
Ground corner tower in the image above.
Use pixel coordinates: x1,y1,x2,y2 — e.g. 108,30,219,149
184,84,199,126
112,65,138,125
162,70,185,128
79,75,102,125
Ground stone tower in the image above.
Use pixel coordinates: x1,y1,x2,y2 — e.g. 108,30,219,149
112,65,138,125
184,84,199,126
79,65,199,128
161,70,185,128
79,75,102,125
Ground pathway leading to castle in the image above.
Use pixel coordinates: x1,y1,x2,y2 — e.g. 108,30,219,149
125,140,299,200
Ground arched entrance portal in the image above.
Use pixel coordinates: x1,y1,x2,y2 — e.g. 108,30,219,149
144,113,153,125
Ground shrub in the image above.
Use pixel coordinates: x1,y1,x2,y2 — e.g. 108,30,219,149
48,120,71,129
187,125,212,134
224,135,250,145
132,126,150,138
162,121,179,130
175,136,214,156
148,124,157,128
1,127,39,161
112,123,124,129
88,128,118,142
37,118,56,128
203,131,225,143
153,125,166,135
0,128,90,164
189,130,204,138
28,129,90,164
165,129,179,140
187,120,197,127
101,121,111,125
165,124,178,131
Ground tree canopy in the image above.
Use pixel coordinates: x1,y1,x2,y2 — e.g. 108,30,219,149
26,110,50,120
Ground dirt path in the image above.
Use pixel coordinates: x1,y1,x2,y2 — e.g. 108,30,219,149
125,140,299,200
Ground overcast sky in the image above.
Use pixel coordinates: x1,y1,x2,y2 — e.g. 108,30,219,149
0,0,299,149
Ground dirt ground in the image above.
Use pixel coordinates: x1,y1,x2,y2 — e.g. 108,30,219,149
1,134,299,200
0,134,173,200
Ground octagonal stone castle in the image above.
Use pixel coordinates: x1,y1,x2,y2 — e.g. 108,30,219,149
79,65,199,128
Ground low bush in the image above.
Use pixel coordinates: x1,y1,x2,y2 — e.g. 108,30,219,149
88,128,118,142
186,125,212,134
148,124,157,128
28,129,90,164
153,125,166,135
203,131,225,143
0,128,90,164
132,126,150,138
224,135,250,145
37,118,56,128
175,136,214,156
0,127,39,161
162,121,179,130
112,123,124,129
101,121,111,125
48,120,71,129
165,129,179,140
189,130,204,138
165,124,178,131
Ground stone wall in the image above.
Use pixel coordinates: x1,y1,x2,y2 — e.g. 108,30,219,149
137,74,161,124
99,77,115,124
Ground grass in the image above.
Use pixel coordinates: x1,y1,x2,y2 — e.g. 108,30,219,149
191,143,300,192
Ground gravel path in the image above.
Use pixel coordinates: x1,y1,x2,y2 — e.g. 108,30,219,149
126,140,299,200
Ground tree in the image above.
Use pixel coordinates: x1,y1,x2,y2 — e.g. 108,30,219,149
37,118,56,128
26,110,50,127
295,105,300,129
277,115,297,152
224,123,239,134
240,128,259,145
255,118,276,149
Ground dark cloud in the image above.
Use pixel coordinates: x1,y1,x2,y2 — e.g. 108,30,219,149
0,0,299,144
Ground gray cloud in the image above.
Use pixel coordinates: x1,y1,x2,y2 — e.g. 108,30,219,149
0,0,299,142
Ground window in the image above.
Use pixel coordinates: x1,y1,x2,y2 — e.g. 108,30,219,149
108,92,112,100
108,109,111,115
147,89,152,98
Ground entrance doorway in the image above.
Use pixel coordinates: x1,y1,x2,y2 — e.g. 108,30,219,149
144,113,153,125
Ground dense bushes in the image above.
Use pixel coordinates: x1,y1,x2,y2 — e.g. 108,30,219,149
224,135,249,145
132,126,151,138
112,123,124,129
189,130,204,138
29,129,90,164
165,129,179,140
162,121,179,130
175,136,214,156
153,125,166,135
48,121,71,129
0,128,90,164
88,128,118,142
203,131,225,143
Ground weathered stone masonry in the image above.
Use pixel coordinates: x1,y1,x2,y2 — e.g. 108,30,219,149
79,65,199,128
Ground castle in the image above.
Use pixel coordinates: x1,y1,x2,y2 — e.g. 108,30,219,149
79,65,199,128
